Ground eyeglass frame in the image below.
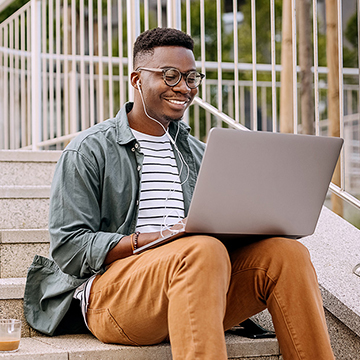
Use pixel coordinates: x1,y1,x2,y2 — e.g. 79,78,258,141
136,67,205,89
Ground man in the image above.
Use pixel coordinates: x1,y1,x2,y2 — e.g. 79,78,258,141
24,27,334,360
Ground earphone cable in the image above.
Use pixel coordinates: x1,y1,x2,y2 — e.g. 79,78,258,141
137,84,189,236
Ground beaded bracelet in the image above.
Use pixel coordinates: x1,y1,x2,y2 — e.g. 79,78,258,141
133,231,140,251
131,231,140,253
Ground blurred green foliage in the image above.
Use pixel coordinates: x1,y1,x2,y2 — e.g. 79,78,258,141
0,0,28,23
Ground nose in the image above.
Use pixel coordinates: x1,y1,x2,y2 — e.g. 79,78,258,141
172,75,192,93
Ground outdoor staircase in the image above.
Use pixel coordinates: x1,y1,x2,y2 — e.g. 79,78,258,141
0,150,360,359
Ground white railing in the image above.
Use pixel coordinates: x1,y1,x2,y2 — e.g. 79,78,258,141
0,0,359,214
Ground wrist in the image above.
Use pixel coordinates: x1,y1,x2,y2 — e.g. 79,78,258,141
130,231,140,253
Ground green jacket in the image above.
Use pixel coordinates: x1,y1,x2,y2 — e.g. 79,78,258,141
24,102,205,336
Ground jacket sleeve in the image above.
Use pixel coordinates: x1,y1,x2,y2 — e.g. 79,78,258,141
49,149,123,279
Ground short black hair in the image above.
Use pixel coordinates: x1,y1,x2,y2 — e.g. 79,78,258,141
133,27,194,67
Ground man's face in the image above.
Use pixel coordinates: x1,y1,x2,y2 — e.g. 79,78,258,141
136,46,198,125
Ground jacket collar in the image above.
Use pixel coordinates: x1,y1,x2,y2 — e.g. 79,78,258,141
115,102,137,145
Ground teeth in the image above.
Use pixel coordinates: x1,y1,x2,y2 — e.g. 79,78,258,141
168,99,186,105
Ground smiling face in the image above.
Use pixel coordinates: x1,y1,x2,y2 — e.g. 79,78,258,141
129,46,198,135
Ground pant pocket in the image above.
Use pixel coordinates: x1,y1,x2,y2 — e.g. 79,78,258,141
87,307,139,345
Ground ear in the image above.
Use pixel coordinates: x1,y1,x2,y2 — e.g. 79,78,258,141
130,72,141,90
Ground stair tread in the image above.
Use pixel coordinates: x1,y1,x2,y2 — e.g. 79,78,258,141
0,185,51,198
0,150,62,162
0,185,51,188
0,229,49,244
0,278,26,299
0,333,280,359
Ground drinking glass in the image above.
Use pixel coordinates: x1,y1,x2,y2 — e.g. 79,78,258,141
0,319,21,352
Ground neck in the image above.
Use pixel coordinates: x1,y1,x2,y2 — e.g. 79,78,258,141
128,98,170,136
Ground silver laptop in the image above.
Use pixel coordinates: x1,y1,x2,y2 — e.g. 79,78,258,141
134,128,343,254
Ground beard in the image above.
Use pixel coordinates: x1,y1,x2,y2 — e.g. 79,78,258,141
147,106,185,124
163,114,183,122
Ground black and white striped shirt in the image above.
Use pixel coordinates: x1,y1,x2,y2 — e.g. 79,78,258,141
132,129,185,233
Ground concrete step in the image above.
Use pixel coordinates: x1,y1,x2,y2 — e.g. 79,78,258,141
0,150,60,186
0,333,281,359
0,151,57,231
0,186,51,198
0,186,50,230
0,278,31,338
0,229,49,278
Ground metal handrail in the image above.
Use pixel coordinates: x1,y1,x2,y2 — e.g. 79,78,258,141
193,97,249,132
329,183,360,211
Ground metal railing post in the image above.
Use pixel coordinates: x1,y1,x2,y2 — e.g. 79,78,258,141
337,0,345,190
31,0,42,150
313,0,320,136
127,0,140,101
291,0,298,133
251,0,257,131
270,0,277,132
167,0,181,30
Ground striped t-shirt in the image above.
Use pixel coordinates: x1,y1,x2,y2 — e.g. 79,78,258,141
132,129,185,233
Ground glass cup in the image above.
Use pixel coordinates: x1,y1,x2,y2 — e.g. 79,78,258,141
0,319,21,352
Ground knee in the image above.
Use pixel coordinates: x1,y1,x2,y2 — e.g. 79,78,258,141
274,238,311,264
187,235,229,258
178,235,231,274
264,238,314,280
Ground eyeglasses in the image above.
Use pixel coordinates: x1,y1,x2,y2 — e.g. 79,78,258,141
136,67,205,89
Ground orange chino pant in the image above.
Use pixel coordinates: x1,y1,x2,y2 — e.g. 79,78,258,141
87,236,335,360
